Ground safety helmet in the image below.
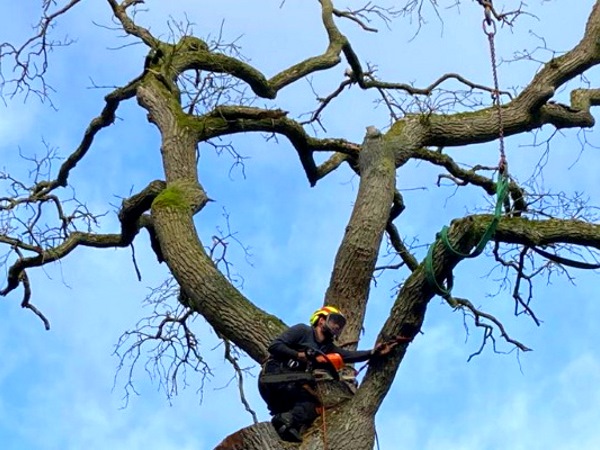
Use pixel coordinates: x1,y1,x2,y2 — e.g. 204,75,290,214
309,306,347,338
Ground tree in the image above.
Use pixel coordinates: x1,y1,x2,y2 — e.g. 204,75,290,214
1,1,599,449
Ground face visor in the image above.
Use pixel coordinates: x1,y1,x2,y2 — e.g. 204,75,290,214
324,313,347,338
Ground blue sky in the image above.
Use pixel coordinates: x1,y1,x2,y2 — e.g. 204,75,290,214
1,1,600,449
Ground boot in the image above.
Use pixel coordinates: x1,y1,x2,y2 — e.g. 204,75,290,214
271,411,302,443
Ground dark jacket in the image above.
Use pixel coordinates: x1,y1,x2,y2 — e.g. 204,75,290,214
268,323,373,365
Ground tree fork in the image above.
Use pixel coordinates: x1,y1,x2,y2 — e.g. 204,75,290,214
138,61,288,362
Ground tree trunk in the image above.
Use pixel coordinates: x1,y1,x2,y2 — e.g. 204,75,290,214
216,389,376,450
138,76,287,362
140,77,395,450
325,127,396,346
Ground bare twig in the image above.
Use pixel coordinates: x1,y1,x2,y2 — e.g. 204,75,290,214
0,0,83,100
114,279,212,405
222,339,258,424
446,294,532,360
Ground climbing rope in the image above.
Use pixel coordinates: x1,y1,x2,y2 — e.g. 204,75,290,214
483,1,508,175
424,174,508,298
424,1,510,299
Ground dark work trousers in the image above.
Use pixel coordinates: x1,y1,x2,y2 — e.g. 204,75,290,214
258,360,319,428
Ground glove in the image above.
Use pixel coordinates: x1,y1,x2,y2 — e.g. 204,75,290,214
295,348,316,363
305,348,317,361
372,341,397,357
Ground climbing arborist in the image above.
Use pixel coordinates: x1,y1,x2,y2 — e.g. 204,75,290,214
258,306,398,443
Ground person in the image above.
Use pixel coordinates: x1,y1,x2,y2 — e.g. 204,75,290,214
258,306,397,443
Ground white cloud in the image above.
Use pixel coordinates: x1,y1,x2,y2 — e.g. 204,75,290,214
1,1,599,450
378,352,600,450
0,101,40,155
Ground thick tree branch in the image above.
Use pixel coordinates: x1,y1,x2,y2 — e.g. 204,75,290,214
492,216,600,249
324,127,396,347
418,2,600,148
186,0,350,96
516,2,600,112
421,91,598,148
314,152,352,181
118,180,166,241
193,105,360,185
1,180,165,308
352,3,599,154
0,231,129,297
166,0,353,99
136,75,289,363
150,196,287,363
268,0,346,91
169,37,276,99
355,213,600,416
215,423,297,450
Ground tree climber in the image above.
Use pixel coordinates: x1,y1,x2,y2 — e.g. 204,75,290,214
258,306,397,443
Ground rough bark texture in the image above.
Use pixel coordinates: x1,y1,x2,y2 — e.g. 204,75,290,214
216,405,376,450
324,127,396,347
139,75,287,363
2,2,600,450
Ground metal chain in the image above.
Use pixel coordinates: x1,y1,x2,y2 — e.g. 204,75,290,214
482,3,508,176
423,3,512,300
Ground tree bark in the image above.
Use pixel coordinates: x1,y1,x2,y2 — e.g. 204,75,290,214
138,75,287,362
216,395,376,450
324,127,396,347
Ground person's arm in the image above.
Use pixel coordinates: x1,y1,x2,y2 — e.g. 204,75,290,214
268,323,310,361
335,348,373,363
335,340,400,363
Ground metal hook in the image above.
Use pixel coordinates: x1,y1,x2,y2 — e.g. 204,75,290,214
482,17,497,36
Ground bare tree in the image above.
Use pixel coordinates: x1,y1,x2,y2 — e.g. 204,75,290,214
2,1,600,449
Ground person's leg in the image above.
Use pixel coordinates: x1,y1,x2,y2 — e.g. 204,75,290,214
271,411,303,443
272,383,321,442
289,386,319,427
259,379,302,442
258,379,286,415
270,382,316,442
289,399,319,427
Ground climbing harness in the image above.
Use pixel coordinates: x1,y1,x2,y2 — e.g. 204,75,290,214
424,1,510,299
